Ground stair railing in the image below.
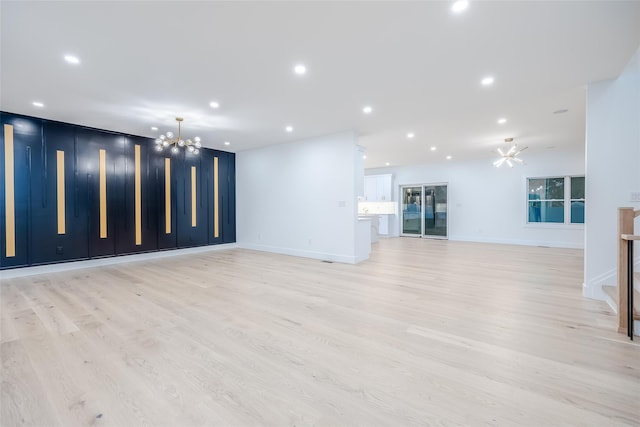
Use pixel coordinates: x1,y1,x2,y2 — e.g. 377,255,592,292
617,207,640,340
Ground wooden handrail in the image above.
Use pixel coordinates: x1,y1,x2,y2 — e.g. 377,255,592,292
617,208,639,336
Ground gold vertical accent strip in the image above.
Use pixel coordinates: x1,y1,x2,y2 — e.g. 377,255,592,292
99,149,107,238
165,158,171,234
214,157,219,238
4,124,15,257
56,150,66,234
134,145,142,245
191,166,197,227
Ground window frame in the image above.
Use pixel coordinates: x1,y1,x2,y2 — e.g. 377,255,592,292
525,175,585,228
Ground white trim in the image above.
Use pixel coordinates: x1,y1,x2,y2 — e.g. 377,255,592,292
582,268,615,301
585,257,640,303
238,242,360,264
523,223,584,231
449,235,583,249
0,244,238,279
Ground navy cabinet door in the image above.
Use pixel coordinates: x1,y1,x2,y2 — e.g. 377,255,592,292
77,129,124,258
223,152,236,243
176,151,208,248
30,121,89,264
115,136,159,255
156,153,177,250
0,114,41,268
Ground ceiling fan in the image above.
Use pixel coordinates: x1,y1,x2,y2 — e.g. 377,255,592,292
493,137,528,168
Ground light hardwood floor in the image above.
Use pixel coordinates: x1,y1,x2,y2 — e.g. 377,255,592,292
1,238,639,426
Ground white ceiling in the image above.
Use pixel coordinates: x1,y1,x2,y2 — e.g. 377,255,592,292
2,1,639,168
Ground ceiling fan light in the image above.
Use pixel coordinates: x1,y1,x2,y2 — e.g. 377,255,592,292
506,159,513,168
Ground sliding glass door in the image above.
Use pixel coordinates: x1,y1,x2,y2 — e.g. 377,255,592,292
402,187,422,235
401,184,448,238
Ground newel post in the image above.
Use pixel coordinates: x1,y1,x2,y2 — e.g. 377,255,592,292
617,208,635,332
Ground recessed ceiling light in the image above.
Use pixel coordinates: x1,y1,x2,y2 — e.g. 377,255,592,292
32,101,44,108
430,146,437,151
362,155,367,159
385,162,390,166
224,141,230,146
446,155,452,160
151,126,158,131
64,54,80,64
451,0,469,13
497,118,507,124
209,101,220,108
407,132,415,139
362,106,373,114
553,108,569,114
481,76,494,86
293,64,307,75
285,126,293,132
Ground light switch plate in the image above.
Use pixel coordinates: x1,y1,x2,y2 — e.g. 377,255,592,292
631,192,640,202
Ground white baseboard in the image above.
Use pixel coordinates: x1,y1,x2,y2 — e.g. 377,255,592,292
583,268,615,301
449,235,584,249
0,243,238,279
584,258,640,302
238,242,362,264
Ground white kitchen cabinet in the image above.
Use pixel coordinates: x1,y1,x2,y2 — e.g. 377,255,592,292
364,174,392,201
362,174,393,235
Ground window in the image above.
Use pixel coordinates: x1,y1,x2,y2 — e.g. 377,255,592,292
527,176,584,224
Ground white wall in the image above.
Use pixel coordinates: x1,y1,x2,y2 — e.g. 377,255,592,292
368,147,585,248
236,131,366,263
584,47,640,300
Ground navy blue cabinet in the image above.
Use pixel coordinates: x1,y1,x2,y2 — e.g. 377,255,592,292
77,128,123,258
31,122,89,264
116,135,159,255
176,151,209,248
0,111,236,270
0,115,41,268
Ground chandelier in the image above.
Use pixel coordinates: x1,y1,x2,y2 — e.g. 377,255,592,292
493,137,527,168
155,117,202,154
